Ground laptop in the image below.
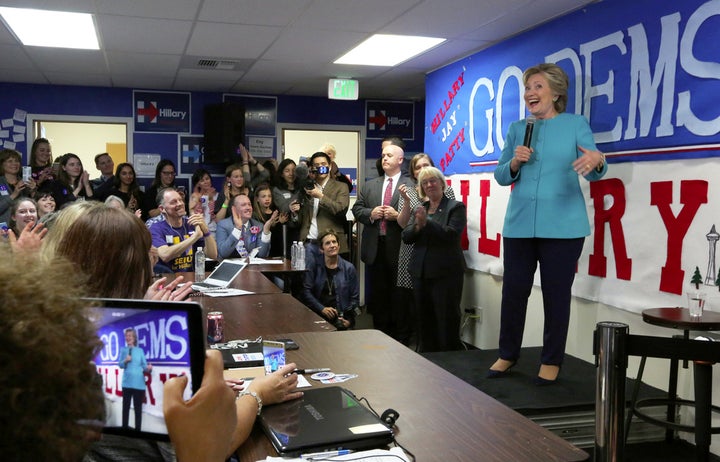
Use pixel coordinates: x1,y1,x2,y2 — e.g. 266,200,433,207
191,259,247,292
259,387,394,457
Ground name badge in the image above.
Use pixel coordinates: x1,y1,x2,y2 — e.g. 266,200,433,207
166,235,174,245
0,185,8,196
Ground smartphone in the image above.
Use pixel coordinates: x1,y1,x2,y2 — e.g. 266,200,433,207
0,222,8,232
177,185,186,194
263,340,286,374
86,298,205,440
276,338,299,350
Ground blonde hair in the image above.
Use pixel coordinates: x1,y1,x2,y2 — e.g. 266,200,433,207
523,63,569,114
41,201,96,261
416,166,446,200
44,204,152,299
319,143,336,161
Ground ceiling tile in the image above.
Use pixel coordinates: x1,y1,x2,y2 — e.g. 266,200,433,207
94,0,202,20
291,0,420,33
0,69,49,85
186,21,281,59
262,26,366,63
45,71,113,87
97,16,193,54
112,74,176,90
106,51,181,75
23,48,107,72
198,0,311,26
0,44,37,69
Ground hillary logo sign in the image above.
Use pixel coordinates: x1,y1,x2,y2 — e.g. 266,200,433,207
133,90,191,133
366,101,414,140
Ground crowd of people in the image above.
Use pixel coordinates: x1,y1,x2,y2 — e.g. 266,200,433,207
0,62,608,461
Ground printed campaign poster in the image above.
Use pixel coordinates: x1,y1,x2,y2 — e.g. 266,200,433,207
134,90,191,133
366,100,414,140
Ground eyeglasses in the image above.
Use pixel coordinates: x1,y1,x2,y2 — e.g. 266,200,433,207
161,170,176,175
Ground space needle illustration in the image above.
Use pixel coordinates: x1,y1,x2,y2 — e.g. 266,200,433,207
705,225,720,285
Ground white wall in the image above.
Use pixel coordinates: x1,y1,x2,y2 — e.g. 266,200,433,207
461,270,720,454
41,121,127,174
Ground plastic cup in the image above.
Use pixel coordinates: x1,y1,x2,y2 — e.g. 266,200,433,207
687,291,707,317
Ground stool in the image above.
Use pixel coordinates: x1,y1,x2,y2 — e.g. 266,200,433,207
625,307,720,461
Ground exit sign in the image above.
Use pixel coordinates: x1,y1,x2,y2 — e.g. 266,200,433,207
328,78,359,100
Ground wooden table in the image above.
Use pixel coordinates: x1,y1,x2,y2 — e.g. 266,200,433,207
177,261,330,339
198,293,332,339
246,258,306,294
237,329,589,462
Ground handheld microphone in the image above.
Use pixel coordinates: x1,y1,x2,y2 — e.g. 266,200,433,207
523,116,536,148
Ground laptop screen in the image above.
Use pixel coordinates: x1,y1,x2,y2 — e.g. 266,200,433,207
206,260,246,283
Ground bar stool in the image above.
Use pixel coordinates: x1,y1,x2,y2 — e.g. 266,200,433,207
625,307,720,461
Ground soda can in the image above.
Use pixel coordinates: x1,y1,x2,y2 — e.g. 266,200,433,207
207,311,224,343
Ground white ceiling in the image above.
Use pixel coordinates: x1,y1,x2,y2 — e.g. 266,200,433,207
0,0,595,100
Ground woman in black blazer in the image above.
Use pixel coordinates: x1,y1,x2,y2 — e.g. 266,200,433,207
401,166,467,352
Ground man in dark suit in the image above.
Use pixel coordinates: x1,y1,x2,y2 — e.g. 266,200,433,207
352,143,413,343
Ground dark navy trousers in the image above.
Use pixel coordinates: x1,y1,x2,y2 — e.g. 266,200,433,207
498,237,584,366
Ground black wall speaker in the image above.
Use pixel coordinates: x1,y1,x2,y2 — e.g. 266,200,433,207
203,102,245,164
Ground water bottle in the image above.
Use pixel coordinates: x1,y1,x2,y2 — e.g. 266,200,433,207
195,246,206,282
291,241,298,269
297,241,305,270
201,195,210,224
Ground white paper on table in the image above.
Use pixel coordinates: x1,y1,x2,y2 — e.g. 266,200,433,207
250,257,284,265
260,447,410,462
202,288,255,297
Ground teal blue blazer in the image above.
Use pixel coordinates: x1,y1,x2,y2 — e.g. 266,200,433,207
494,113,607,238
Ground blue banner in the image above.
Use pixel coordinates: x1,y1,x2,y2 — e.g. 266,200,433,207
425,0,720,174
134,90,191,133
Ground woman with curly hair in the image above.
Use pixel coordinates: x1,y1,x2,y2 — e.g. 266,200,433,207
0,251,105,461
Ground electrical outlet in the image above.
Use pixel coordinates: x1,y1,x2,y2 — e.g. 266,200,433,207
463,306,483,323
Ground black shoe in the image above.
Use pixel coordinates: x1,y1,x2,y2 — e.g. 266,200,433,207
533,375,558,386
534,365,561,386
486,361,516,379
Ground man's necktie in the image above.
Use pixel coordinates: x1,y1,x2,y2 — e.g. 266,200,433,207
380,177,393,235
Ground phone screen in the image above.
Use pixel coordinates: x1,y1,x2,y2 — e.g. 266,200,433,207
88,298,205,440
263,340,286,374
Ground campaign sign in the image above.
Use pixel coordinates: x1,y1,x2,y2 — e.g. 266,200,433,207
224,94,277,137
366,101,414,140
424,0,720,175
134,90,191,133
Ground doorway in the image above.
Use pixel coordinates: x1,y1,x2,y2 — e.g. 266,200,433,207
26,115,132,179
278,123,366,303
